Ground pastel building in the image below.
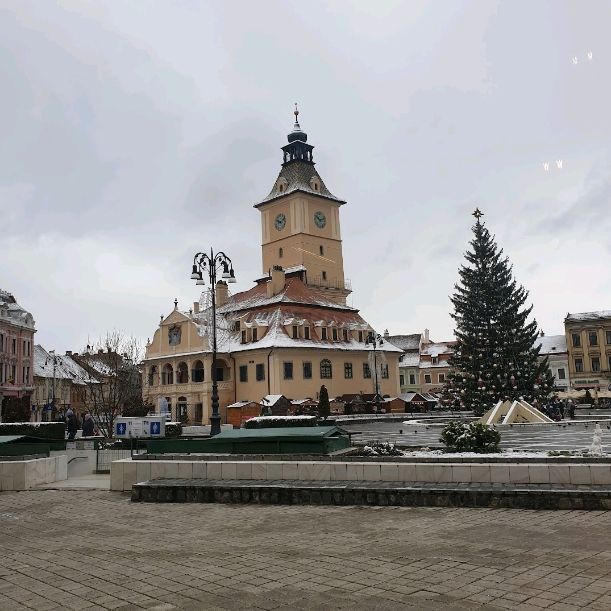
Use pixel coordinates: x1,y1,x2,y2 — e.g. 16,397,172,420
565,311,611,392
143,112,402,424
0,289,36,421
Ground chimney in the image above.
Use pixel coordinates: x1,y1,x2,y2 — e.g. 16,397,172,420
193,301,200,314
98,349,104,354
267,265,285,298
65,350,72,356
383,329,389,339
423,328,430,342
216,281,229,307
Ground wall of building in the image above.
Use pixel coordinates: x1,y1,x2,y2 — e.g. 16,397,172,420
565,319,611,391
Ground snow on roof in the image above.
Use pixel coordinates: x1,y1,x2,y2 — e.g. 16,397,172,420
386,334,421,351
420,341,457,357
34,345,96,384
536,334,567,354
565,310,611,322
0,289,35,330
261,394,285,405
227,400,260,408
191,306,404,355
399,353,420,367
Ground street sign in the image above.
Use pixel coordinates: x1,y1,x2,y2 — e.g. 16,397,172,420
114,416,166,438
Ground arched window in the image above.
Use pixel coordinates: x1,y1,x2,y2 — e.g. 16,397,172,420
176,362,189,384
161,364,174,385
192,360,204,383
177,396,188,423
279,247,283,258
320,359,332,379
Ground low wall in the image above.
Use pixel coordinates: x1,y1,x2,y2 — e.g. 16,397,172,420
111,458,611,492
0,455,68,491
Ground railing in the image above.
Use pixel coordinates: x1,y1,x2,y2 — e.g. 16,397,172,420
307,276,352,291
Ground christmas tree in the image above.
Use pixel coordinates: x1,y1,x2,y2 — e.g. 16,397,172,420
443,210,555,415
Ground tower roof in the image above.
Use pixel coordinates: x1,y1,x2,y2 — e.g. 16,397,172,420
254,107,345,208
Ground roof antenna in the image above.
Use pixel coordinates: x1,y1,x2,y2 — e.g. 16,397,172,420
294,102,299,126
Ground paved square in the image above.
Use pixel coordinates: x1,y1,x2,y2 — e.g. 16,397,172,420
1,490,611,610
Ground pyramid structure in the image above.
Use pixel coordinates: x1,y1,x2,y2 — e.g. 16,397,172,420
480,400,553,425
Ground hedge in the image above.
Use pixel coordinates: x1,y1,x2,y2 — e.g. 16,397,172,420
0,422,66,440
244,416,318,429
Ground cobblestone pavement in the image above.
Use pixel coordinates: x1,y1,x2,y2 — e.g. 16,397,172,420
1,491,611,611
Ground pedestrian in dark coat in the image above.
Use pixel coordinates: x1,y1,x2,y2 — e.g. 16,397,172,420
82,413,95,437
66,408,78,441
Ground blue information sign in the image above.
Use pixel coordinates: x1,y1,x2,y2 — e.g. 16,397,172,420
150,422,161,435
116,422,127,436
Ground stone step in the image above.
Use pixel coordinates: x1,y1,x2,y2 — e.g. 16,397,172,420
131,478,611,510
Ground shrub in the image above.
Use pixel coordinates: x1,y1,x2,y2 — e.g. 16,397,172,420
165,422,182,438
440,421,501,453
359,442,404,456
0,422,66,440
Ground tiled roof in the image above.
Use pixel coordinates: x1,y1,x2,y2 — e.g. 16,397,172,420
255,161,344,207
217,277,356,314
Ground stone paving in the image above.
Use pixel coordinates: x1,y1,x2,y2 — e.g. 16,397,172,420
343,420,611,451
1,491,611,610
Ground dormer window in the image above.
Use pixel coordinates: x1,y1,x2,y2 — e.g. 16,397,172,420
241,330,247,344
252,328,258,342
332,329,338,341
358,331,364,342
343,329,348,342
432,356,438,365
277,177,288,193
304,327,310,340
309,177,320,192
321,328,328,340
292,325,298,339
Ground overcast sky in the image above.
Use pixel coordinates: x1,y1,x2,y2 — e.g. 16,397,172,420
2,0,610,352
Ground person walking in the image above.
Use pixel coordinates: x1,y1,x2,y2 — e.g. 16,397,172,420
66,408,77,441
82,413,95,437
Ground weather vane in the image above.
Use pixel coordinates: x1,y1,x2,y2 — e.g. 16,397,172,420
472,208,484,220
294,102,299,120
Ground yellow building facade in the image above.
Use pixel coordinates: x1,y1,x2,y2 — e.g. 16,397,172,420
565,311,611,392
143,112,401,424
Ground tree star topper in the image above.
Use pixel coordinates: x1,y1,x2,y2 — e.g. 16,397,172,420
472,208,484,220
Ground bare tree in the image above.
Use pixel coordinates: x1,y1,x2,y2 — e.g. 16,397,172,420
75,332,143,437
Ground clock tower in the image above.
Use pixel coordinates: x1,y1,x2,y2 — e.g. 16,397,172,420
254,108,350,304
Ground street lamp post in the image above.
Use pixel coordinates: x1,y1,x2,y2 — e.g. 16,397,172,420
47,350,59,422
365,332,384,413
190,249,236,436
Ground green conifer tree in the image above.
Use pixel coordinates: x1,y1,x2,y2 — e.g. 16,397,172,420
318,384,330,421
444,212,554,415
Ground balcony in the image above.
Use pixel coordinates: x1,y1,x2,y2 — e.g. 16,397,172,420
307,276,352,291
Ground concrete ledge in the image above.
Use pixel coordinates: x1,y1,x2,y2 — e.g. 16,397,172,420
131,478,611,510
111,458,611,492
0,455,67,491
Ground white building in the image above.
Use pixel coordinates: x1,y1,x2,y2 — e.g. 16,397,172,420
536,334,569,391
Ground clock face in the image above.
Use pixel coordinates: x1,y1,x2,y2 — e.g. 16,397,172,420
274,213,286,231
314,211,326,229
